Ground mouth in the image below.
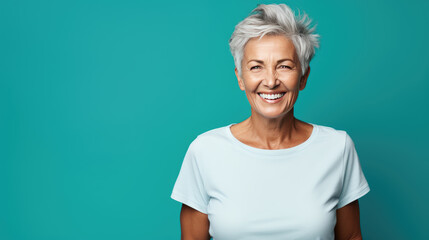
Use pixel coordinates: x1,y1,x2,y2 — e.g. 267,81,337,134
258,92,286,103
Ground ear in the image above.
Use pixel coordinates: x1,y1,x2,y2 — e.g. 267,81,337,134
299,66,310,91
235,68,245,91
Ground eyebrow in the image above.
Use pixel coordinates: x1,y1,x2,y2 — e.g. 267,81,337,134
247,58,295,64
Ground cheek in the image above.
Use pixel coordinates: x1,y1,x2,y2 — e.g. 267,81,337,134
242,77,261,91
281,77,301,91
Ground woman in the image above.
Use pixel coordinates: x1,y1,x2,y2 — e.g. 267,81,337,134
171,3,370,240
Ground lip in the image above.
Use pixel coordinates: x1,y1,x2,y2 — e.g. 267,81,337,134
257,91,286,94
258,92,286,104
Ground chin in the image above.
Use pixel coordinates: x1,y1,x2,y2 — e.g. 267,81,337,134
259,111,288,119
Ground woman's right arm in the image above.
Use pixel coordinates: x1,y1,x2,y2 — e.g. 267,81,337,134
180,204,211,240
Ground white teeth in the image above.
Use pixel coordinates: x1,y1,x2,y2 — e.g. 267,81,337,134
258,93,285,100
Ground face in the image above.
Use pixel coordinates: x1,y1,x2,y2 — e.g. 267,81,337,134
235,34,310,119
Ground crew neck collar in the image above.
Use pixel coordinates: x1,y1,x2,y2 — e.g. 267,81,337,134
225,122,319,157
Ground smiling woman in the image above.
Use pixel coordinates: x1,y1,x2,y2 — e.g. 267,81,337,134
236,35,306,119
171,3,370,240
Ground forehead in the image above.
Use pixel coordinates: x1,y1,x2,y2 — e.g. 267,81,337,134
243,35,297,60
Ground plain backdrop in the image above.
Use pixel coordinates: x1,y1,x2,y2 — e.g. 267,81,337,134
1,0,428,239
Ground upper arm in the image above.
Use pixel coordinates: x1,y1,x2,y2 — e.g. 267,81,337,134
180,204,211,240
334,200,362,240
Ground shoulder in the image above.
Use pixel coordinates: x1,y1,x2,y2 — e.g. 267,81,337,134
187,124,231,153
314,123,347,138
312,123,351,149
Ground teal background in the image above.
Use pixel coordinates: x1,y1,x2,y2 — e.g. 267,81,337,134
1,0,428,239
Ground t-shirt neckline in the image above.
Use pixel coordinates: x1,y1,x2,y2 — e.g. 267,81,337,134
225,122,319,156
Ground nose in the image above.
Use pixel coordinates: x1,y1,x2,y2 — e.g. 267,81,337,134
263,68,279,89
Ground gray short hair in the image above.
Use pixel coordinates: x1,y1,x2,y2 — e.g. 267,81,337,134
229,4,319,77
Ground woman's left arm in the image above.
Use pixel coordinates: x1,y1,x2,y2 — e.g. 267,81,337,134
334,200,363,240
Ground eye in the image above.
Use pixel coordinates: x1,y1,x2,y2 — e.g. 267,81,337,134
250,66,262,70
279,65,292,69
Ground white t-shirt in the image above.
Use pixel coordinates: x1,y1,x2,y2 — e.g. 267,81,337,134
170,123,370,240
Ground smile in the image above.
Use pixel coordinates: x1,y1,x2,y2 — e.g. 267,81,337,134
258,92,286,103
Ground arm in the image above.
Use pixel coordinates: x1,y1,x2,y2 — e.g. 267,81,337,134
180,204,211,240
334,200,363,240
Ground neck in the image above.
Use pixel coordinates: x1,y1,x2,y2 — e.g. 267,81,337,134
242,107,299,148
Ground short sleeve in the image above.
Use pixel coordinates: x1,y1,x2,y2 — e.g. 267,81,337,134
170,139,209,214
337,132,371,209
